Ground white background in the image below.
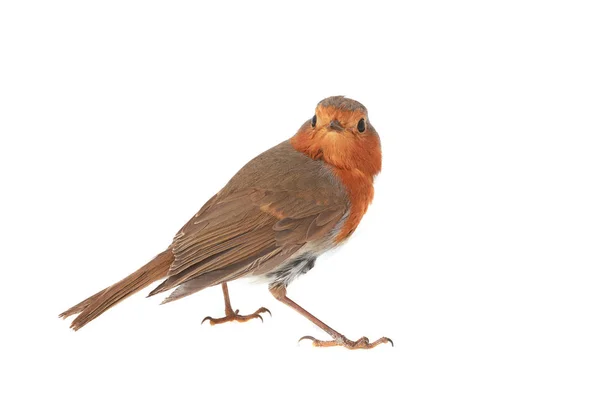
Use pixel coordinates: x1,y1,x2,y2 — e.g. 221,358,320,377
1,1,599,399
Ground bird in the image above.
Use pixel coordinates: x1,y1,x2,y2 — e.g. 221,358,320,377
59,95,391,350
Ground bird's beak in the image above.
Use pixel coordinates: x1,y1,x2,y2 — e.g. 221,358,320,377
329,120,344,132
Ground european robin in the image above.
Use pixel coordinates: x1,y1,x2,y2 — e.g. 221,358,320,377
60,96,391,350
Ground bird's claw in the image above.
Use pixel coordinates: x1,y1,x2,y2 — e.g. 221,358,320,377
255,307,272,317
201,307,271,326
298,335,318,344
298,334,393,349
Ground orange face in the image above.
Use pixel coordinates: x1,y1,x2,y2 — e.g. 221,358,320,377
291,100,382,178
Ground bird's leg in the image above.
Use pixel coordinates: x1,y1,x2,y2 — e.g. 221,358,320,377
269,285,392,350
202,283,271,325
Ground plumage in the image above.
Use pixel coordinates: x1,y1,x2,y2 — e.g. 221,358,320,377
60,96,391,349
143,140,350,301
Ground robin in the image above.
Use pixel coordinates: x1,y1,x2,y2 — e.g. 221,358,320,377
60,96,392,350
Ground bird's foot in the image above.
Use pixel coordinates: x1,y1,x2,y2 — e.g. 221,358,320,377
298,334,393,350
202,307,271,326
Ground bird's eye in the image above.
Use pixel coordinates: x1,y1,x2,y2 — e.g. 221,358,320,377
357,118,366,133
311,115,317,128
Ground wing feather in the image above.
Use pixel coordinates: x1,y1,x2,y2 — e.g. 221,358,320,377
148,141,350,301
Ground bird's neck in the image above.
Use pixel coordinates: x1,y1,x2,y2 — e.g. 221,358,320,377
289,129,382,177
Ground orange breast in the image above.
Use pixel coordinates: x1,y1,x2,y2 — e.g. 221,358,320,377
289,122,381,243
332,167,375,243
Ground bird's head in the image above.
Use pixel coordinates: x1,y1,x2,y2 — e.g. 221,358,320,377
291,96,382,177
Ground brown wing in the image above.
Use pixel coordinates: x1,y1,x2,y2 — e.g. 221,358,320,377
148,140,348,303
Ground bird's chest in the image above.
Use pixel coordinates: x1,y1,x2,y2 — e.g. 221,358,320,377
332,168,375,243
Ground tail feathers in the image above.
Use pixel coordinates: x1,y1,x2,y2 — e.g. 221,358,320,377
59,248,174,331
58,287,108,320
